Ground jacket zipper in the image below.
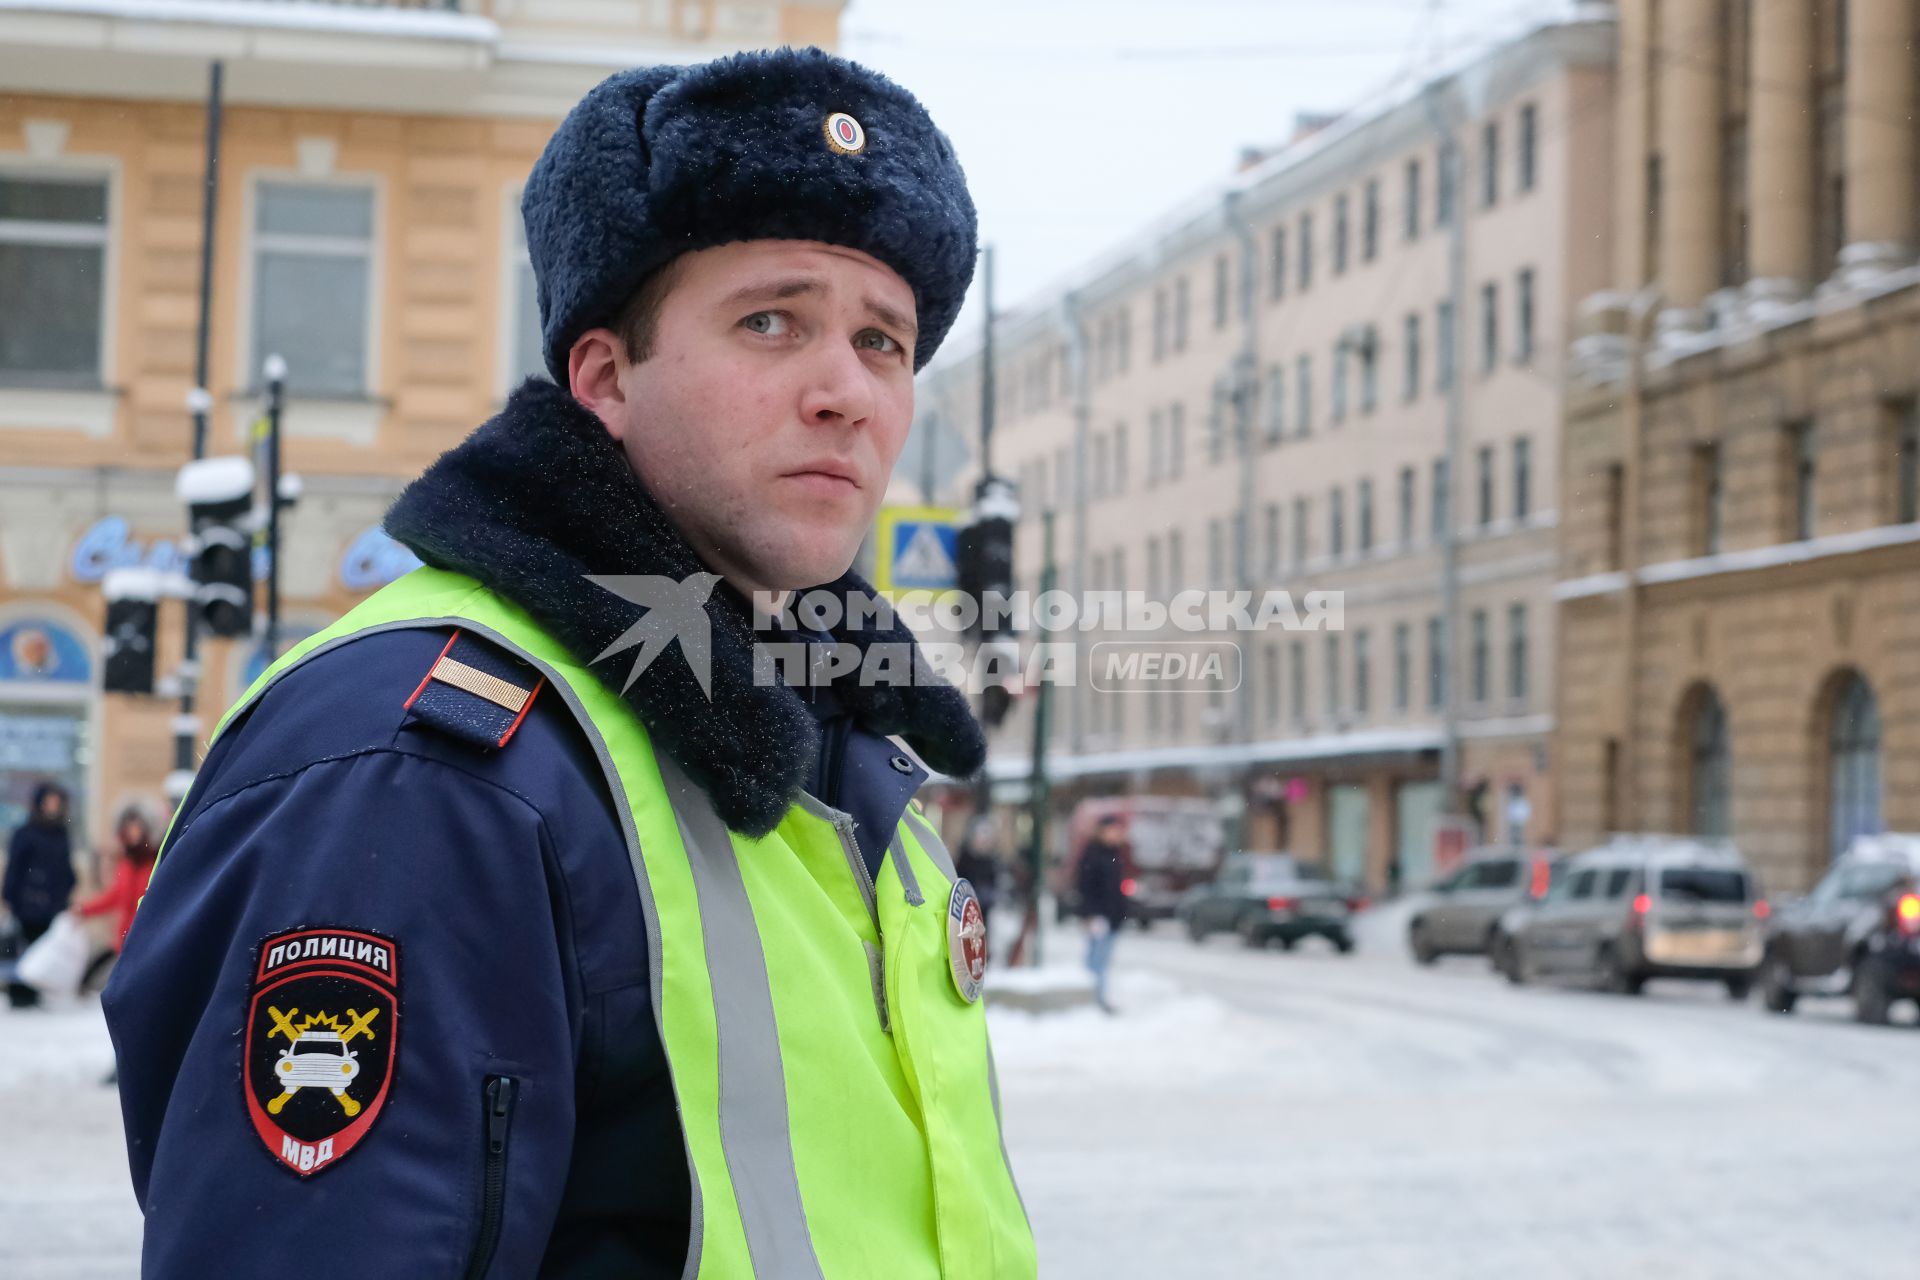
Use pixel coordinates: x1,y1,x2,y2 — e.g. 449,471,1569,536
465,1075,518,1280
829,810,890,1030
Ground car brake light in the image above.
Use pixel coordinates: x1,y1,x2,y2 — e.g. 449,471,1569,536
1896,893,1920,935
1529,859,1552,899
1267,896,1297,912
1752,899,1771,921
1630,893,1651,925
1120,877,1137,896
1351,896,1371,912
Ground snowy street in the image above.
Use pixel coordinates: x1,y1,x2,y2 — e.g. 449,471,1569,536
6,909,1919,1278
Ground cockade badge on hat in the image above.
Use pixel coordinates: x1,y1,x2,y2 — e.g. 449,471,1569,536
824,111,866,156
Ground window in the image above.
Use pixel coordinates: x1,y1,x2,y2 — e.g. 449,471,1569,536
0,173,110,388
1333,194,1349,275
1295,354,1312,434
1269,225,1287,302
1519,102,1538,193
1426,615,1445,710
1814,0,1846,276
1363,178,1379,262
1479,281,1499,374
1114,423,1129,494
1265,364,1285,442
1480,120,1499,207
1358,479,1374,553
1515,267,1535,362
1469,608,1488,703
1393,622,1411,713
1298,211,1314,290
1213,252,1230,329
1168,528,1185,591
1436,141,1457,227
1291,497,1309,568
1694,443,1724,555
1117,307,1131,373
1569,870,1598,901
1147,535,1162,598
1208,518,1224,586
1173,276,1190,352
1152,287,1167,361
1898,403,1920,523
1605,462,1626,569
1829,673,1882,861
1405,158,1422,240
1169,402,1186,478
1290,638,1306,723
1208,379,1227,464
1358,327,1378,414
1437,299,1456,390
1603,868,1633,900
1477,445,1494,528
1091,433,1109,501
1403,312,1422,401
1264,644,1281,726
1398,466,1416,546
1431,457,1450,540
251,181,376,397
1147,410,1164,484
1332,340,1349,424
1329,487,1345,558
1687,685,1730,837
1264,502,1281,574
1229,511,1245,585
1787,421,1815,541
1325,634,1342,717
1513,436,1532,520
1354,629,1371,716
1507,603,1527,702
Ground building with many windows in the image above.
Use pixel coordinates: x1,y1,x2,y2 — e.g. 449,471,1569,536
919,14,1615,889
0,0,844,840
1559,0,1920,891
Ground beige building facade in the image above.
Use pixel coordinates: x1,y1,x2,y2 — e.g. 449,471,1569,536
1560,0,1920,893
919,16,1616,890
0,0,844,844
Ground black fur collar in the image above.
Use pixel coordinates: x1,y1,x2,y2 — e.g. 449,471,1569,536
383,378,985,836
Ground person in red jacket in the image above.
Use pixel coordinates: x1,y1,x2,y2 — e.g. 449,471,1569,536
75,807,158,954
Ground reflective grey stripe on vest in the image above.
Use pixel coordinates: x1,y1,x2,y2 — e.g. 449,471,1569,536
657,755,826,1280
903,808,958,884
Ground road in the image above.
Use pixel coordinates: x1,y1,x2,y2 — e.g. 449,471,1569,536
991,916,1920,1279
4,910,1918,1278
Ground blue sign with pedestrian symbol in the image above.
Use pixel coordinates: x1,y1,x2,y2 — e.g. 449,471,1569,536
874,507,961,597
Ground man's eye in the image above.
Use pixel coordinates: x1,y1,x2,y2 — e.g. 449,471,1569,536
742,311,790,335
857,329,904,355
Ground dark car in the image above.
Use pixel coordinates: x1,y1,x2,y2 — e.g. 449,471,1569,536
1408,847,1559,965
1759,834,1920,1025
1178,853,1357,952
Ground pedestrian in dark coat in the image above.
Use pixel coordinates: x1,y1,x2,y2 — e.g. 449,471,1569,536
1076,815,1130,1012
5,782,76,1008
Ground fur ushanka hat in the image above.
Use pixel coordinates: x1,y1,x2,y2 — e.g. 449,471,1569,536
522,46,978,380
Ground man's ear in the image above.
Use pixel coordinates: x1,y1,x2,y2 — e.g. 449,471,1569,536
568,328,629,437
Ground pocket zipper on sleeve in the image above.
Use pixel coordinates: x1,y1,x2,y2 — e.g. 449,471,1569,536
464,1075,519,1280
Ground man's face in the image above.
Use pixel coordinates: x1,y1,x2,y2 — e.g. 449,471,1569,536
579,240,918,603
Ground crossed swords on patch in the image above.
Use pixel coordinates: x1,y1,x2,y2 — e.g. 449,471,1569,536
263,1005,379,1118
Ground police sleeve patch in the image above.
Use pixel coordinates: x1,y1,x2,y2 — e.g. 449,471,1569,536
245,926,400,1177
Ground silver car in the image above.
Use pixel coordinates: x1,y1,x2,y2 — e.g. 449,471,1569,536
1508,836,1765,998
1408,847,1557,964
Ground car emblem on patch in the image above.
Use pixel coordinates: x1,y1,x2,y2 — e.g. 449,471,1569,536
824,111,866,155
244,926,399,1177
948,878,987,1003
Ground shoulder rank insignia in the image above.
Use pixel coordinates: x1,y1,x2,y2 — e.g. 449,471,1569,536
403,629,544,750
246,926,399,1177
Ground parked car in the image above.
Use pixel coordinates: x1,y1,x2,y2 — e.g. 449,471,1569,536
1759,833,1920,1024
1178,852,1357,951
1408,847,1559,964
1507,836,1764,997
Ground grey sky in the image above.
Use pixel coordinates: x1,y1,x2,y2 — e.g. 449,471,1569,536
841,0,1562,335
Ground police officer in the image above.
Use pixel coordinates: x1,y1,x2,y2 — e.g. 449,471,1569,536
106,48,1035,1279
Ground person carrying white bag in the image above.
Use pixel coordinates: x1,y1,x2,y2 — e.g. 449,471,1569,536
12,910,92,1003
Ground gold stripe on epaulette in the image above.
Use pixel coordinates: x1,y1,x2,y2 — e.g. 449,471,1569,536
430,656,533,713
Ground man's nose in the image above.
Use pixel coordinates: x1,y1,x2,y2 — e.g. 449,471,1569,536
798,342,877,428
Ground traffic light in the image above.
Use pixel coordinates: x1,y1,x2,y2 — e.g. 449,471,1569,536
957,476,1019,642
101,568,160,695
176,456,257,638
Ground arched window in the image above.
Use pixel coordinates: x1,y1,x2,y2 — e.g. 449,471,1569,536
1828,673,1881,861
1685,685,1730,837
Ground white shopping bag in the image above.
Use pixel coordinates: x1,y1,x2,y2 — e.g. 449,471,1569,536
14,912,92,999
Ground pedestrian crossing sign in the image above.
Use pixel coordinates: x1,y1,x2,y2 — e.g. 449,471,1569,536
873,506,962,600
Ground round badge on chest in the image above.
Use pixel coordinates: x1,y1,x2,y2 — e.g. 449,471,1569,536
947,878,987,1003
